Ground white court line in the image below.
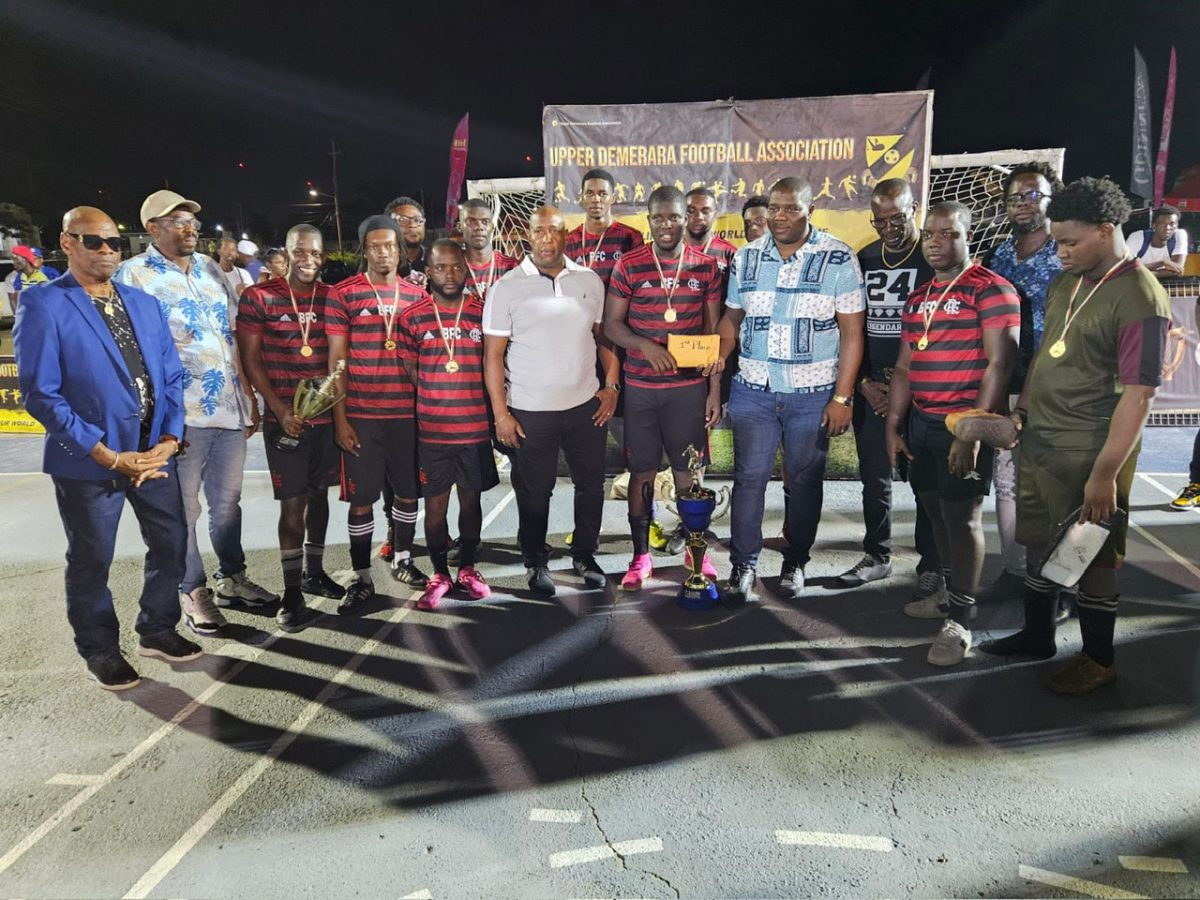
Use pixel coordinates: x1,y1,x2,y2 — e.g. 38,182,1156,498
1129,519,1200,582
123,606,410,899
775,830,893,852
44,773,102,787
529,808,583,824
1138,473,1200,514
1119,855,1189,874
399,890,434,899
1018,864,1146,899
0,625,290,876
480,488,516,531
549,836,662,869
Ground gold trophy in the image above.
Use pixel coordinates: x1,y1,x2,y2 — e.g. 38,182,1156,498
273,360,347,452
669,444,730,609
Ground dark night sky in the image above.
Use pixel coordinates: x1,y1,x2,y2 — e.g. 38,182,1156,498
2,0,1198,243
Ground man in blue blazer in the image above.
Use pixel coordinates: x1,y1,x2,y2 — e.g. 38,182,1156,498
14,206,204,690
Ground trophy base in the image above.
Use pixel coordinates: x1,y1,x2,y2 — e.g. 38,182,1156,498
677,579,720,610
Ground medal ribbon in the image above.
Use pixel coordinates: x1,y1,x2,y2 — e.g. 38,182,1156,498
918,263,975,349
650,245,687,319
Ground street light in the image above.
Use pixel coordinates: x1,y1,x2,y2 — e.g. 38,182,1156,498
306,175,344,256
216,224,223,233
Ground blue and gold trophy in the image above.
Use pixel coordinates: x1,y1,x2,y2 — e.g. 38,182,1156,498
671,444,729,610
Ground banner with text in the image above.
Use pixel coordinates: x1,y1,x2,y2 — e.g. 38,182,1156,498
543,92,933,250
0,356,43,434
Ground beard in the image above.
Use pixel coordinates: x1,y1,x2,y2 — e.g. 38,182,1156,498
1011,216,1045,235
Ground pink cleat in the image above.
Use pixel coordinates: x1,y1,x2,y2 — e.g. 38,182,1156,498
621,553,654,592
417,572,454,610
456,565,492,600
685,547,718,580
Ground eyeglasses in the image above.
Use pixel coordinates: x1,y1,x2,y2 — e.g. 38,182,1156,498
1006,190,1050,206
649,214,684,227
393,215,426,226
154,216,202,231
767,205,805,216
869,213,911,230
69,233,123,252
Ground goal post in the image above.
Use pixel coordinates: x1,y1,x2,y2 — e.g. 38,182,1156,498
465,176,546,258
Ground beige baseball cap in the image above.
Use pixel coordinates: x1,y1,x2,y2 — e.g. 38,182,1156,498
140,189,202,229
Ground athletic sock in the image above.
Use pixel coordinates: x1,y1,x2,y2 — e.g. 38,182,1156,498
392,500,419,558
303,541,325,575
1076,592,1118,667
628,514,651,556
280,548,303,590
946,585,975,626
980,575,1058,658
429,545,451,577
348,511,374,574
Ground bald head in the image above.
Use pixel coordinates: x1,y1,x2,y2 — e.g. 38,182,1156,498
872,178,913,204
59,205,122,284
63,206,116,234
869,178,919,250
528,205,568,271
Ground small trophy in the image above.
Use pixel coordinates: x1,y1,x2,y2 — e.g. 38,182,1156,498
272,360,347,452
669,444,730,610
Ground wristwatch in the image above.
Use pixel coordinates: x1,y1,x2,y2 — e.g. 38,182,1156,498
604,382,621,394
832,394,853,408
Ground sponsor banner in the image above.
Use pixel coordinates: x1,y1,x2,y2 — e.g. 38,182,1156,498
0,356,43,433
1131,47,1154,200
543,92,933,250
446,113,470,230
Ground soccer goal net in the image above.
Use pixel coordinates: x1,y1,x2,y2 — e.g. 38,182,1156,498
928,148,1066,256
465,177,546,258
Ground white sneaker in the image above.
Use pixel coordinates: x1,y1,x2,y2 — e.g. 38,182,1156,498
903,589,977,621
927,619,972,666
180,587,227,635
214,571,279,608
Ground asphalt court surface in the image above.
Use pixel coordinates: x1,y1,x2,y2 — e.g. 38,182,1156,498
1,429,1198,899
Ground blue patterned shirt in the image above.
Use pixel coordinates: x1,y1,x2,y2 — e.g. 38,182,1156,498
984,235,1061,349
116,244,249,429
726,228,864,393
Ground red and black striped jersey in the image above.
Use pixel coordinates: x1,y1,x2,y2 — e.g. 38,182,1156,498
396,295,489,444
326,273,426,419
902,265,1020,415
695,233,737,279
608,244,721,390
464,251,519,302
237,277,336,424
565,220,644,288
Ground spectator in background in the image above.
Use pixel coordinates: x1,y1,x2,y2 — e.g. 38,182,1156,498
741,195,770,243
385,196,429,287
217,236,253,298
237,239,263,281
260,247,289,283
1126,205,1188,280
7,246,62,314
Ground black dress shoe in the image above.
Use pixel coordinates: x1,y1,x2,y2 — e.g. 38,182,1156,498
86,651,141,691
301,570,346,600
527,565,556,598
571,555,606,588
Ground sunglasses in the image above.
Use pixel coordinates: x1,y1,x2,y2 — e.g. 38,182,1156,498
69,233,124,252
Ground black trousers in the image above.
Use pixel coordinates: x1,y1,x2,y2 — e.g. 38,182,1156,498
852,398,940,573
509,397,607,567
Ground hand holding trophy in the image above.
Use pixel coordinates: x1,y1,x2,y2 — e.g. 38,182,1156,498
273,359,348,452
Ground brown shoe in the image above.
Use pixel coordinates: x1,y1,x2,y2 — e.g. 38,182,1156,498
1047,653,1116,694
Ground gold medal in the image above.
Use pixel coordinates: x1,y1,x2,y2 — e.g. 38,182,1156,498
104,303,114,316
664,307,678,323
384,339,397,350
300,345,314,357
1048,339,1066,358
445,359,460,373
917,336,929,351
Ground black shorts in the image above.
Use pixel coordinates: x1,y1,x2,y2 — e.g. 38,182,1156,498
263,421,340,500
418,440,500,497
623,381,708,473
339,416,419,505
907,406,994,501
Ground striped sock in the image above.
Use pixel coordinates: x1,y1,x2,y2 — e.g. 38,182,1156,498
392,500,419,560
348,511,374,574
946,585,975,626
280,548,303,589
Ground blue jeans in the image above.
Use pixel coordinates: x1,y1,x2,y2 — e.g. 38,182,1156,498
178,426,248,592
728,380,830,568
53,468,186,659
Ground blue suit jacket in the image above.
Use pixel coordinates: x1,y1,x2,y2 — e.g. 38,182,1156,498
14,271,185,480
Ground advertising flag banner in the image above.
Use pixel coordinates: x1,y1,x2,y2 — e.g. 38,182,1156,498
1153,47,1177,206
445,113,470,230
1131,47,1154,200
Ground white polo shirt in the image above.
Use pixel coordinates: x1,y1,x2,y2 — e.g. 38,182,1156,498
482,256,606,411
